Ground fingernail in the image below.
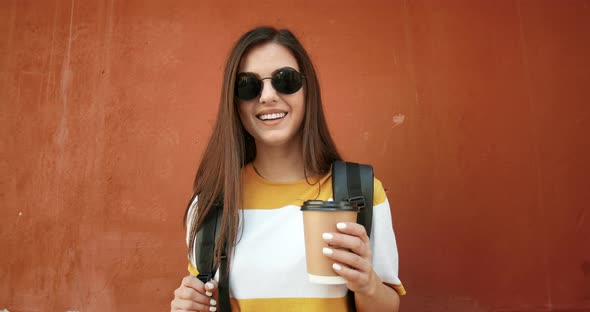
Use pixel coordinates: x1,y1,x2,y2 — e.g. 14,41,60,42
333,263,342,271
205,282,214,290
210,299,217,305
322,233,333,240
209,307,217,312
205,291,213,297
322,247,333,255
337,222,346,230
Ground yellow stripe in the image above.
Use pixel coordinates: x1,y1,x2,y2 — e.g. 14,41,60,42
394,284,407,296
232,296,350,312
373,178,386,206
242,164,332,209
242,163,388,209
187,262,199,276
385,282,407,296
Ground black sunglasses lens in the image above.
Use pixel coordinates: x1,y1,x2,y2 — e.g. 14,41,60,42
272,68,303,94
236,74,261,100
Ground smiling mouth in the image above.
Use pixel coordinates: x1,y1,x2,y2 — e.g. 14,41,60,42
257,112,287,121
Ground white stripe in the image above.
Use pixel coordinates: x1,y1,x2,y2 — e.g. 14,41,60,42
230,205,348,299
187,197,402,298
371,199,402,285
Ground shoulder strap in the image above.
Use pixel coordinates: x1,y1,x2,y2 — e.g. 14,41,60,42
332,161,374,312
195,203,222,282
332,161,374,237
218,240,230,311
195,200,231,311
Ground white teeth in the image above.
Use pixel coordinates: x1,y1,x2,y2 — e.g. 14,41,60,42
258,112,286,120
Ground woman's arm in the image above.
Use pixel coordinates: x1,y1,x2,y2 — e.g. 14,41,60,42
322,222,400,311
354,276,400,311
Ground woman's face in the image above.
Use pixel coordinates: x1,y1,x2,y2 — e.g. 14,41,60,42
236,42,305,150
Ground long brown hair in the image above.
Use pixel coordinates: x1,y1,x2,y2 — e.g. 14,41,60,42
184,26,341,273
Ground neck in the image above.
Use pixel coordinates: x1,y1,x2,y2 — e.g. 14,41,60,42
252,139,305,182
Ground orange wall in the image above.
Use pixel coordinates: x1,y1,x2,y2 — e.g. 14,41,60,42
1,1,589,311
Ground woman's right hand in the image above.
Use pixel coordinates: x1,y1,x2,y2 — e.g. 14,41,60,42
171,275,218,312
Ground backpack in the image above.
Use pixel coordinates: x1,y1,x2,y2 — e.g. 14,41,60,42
195,161,374,312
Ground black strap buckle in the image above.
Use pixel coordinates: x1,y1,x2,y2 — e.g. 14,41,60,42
196,273,213,284
347,196,366,209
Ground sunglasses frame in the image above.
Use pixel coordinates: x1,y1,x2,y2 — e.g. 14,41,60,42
235,67,305,101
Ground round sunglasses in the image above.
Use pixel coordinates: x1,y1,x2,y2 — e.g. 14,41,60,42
235,67,305,101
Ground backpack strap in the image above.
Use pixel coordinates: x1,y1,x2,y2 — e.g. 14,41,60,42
332,161,374,237
195,202,221,283
195,200,231,311
218,241,231,311
332,161,374,312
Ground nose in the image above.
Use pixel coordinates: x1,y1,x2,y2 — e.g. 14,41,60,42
259,78,278,103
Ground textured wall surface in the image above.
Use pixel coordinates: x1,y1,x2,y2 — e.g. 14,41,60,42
1,0,589,311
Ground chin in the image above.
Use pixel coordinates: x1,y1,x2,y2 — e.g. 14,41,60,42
255,133,299,147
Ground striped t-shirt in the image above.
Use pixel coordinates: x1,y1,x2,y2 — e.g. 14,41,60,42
187,163,405,311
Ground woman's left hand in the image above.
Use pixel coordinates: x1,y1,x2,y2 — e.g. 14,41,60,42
322,222,380,295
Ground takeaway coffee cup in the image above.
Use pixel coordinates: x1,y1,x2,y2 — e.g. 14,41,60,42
301,200,359,284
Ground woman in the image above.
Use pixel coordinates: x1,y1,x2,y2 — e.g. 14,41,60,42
171,26,405,312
